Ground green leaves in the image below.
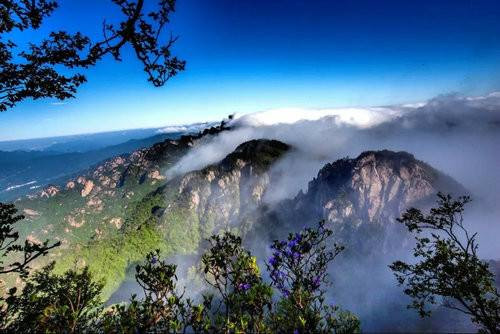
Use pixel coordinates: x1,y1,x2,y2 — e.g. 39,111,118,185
0,202,60,277
390,193,500,333
266,221,359,334
200,231,273,333
4,263,103,333
0,0,185,111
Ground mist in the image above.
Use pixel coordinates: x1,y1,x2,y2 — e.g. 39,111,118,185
165,91,500,258
167,92,500,232
162,92,500,331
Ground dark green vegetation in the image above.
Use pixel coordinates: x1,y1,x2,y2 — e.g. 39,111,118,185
1,220,360,333
5,122,238,297
3,263,103,333
391,193,500,333
0,0,184,111
0,202,59,277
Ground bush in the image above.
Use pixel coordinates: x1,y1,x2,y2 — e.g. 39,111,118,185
4,263,103,333
266,221,360,333
2,221,360,333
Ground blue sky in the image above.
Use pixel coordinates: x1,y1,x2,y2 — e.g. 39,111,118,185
1,0,500,141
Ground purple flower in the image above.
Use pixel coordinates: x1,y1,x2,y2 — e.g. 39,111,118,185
288,239,298,248
312,276,321,289
269,256,277,266
283,289,290,297
292,252,301,259
150,256,158,264
238,283,251,291
294,330,299,334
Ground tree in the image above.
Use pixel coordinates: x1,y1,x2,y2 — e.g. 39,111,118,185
3,263,103,333
1,202,60,331
0,0,185,111
102,250,191,333
266,221,360,334
200,232,273,333
0,202,60,277
390,193,500,334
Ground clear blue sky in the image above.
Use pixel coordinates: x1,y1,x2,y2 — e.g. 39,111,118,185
1,0,500,141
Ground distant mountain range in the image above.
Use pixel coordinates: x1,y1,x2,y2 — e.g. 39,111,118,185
0,123,218,201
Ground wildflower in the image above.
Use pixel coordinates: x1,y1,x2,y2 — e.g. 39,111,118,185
312,276,321,289
237,283,251,291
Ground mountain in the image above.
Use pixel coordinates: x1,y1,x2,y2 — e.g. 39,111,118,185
0,127,186,152
9,123,231,296
154,139,290,252
8,133,466,303
262,150,465,234
0,133,179,201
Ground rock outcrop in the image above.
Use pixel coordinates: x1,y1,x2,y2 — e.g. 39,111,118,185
282,150,465,227
81,180,94,197
159,139,290,239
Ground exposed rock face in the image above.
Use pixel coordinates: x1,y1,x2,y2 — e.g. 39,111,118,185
148,170,166,181
109,217,123,229
26,234,42,245
286,150,464,227
81,180,94,197
67,215,85,228
40,185,60,198
86,197,103,211
23,208,40,217
160,139,290,237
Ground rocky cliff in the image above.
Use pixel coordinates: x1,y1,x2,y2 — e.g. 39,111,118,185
254,149,466,254
291,150,464,226
153,139,290,253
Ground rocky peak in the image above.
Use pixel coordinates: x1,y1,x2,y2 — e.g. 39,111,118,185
160,139,290,237
294,150,465,225
219,139,290,172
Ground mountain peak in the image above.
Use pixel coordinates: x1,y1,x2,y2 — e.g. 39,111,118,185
220,139,290,172
298,150,465,225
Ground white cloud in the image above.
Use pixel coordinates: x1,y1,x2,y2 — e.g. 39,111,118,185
230,106,406,129
157,122,217,134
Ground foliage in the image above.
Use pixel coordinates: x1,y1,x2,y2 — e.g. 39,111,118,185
3,262,103,333
100,250,191,333
0,202,60,277
0,202,60,330
55,221,167,298
390,193,500,333
267,220,360,334
0,0,185,111
1,218,360,333
199,232,273,333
